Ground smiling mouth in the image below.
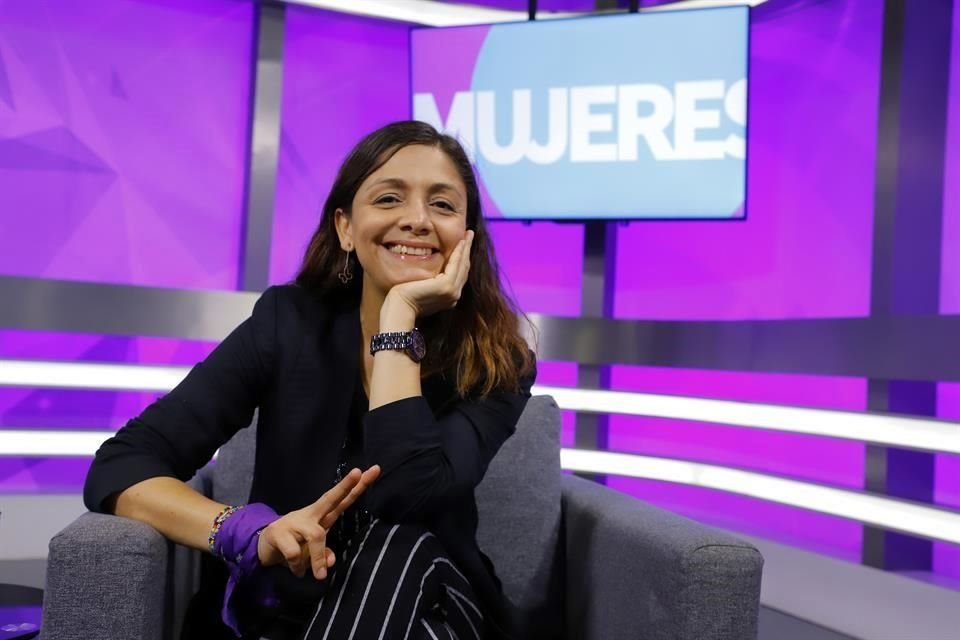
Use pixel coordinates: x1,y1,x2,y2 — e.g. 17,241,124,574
383,243,439,258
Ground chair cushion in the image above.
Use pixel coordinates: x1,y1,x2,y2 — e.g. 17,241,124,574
475,395,564,637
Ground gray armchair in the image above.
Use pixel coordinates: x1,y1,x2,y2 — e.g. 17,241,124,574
42,396,763,640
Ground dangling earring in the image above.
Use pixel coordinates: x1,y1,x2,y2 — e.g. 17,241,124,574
338,249,353,284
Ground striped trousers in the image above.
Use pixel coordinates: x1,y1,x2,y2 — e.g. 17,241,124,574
259,520,484,640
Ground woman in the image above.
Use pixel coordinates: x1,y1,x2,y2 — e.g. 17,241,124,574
83,121,537,640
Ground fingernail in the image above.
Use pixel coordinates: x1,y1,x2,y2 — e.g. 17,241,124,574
319,567,327,580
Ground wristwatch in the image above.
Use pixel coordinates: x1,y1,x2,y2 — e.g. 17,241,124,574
369,328,427,362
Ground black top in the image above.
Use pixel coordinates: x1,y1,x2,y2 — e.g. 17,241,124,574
83,284,535,638
325,373,373,554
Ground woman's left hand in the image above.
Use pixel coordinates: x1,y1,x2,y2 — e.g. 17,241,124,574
385,230,474,320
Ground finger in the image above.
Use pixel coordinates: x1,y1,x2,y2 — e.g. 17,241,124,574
441,235,469,280
274,530,306,577
362,464,382,485
320,465,381,529
436,239,469,307
321,484,362,527
458,230,473,267
444,233,471,305
310,468,362,519
334,465,380,512
303,525,328,580
455,230,473,278
325,547,337,568
456,231,474,290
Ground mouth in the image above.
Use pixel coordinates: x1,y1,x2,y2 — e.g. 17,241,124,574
382,242,440,261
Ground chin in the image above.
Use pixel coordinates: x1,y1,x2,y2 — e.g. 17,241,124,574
391,269,439,284
373,268,436,290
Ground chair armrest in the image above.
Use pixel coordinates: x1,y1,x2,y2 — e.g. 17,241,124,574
42,512,170,640
561,475,763,640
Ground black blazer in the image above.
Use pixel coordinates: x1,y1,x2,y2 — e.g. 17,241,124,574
84,284,535,639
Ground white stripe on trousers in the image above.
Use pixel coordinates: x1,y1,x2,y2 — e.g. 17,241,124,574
402,564,438,640
444,588,480,640
301,521,482,640
420,619,440,640
304,518,381,640
443,622,459,640
376,532,434,640
344,524,399,640
445,586,483,621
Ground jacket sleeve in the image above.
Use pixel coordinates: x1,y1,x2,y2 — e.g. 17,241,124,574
362,360,536,523
82,286,281,513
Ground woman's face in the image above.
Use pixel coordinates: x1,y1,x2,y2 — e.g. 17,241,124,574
335,144,469,298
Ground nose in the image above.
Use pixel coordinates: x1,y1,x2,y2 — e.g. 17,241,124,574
398,199,432,235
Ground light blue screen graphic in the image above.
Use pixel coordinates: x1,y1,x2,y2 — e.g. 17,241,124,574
413,7,749,220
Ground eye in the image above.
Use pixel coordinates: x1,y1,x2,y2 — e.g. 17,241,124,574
431,200,456,212
375,194,401,205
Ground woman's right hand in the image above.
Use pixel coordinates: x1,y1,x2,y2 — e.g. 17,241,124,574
257,465,380,580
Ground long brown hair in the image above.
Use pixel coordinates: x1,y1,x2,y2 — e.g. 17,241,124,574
295,121,535,397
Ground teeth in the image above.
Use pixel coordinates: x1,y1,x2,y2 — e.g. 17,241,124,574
388,244,433,256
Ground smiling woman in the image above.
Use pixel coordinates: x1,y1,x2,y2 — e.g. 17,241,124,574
336,145,467,300
84,120,537,640
297,120,534,398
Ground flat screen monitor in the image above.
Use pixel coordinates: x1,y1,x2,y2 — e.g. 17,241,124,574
411,6,749,221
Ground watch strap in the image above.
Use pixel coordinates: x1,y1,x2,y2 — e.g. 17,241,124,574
369,328,426,362
369,331,413,355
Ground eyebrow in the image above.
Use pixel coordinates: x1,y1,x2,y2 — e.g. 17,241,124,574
428,182,463,198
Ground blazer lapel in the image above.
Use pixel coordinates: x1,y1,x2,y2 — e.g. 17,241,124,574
328,300,361,417
299,299,360,501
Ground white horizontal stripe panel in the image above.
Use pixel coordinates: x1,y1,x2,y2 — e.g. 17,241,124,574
281,0,573,26
283,0,765,26
3,428,957,546
560,448,960,545
0,359,188,392
535,385,960,455
0,430,115,456
643,0,769,10
0,429,221,460
2,360,960,455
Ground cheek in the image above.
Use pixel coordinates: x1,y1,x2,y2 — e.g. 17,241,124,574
352,234,380,269
352,224,381,255
441,220,468,246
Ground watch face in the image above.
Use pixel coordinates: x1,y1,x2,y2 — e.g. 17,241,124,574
408,329,427,362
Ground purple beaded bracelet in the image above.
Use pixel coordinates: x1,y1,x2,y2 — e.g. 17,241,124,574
208,505,241,556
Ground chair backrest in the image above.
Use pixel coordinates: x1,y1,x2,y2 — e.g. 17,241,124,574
209,395,564,633
209,414,257,507
475,395,564,635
